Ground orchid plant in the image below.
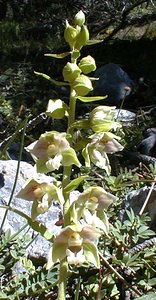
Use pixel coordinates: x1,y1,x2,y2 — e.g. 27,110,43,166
17,10,124,300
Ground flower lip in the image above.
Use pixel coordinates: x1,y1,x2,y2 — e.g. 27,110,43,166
66,249,86,265
68,232,83,247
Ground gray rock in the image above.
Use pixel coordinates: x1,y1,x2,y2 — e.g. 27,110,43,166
138,128,156,156
0,160,61,260
112,109,136,127
121,187,156,230
93,63,133,106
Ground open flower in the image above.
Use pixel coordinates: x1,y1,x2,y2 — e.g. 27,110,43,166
17,176,64,220
76,186,116,211
49,224,101,267
82,132,123,174
26,131,81,173
69,186,116,234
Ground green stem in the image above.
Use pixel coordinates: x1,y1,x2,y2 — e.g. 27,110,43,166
62,88,77,225
57,258,68,300
67,88,77,134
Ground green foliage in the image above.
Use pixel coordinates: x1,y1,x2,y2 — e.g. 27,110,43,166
111,209,154,247
0,21,20,54
0,228,59,299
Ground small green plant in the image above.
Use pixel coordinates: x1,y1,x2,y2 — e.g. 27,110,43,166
15,10,125,300
1,9,156,300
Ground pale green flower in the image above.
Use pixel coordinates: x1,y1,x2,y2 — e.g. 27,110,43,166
82,132,123,174
17,176,64,220
49,224,101,267
26,131,81,173
69,186,116,234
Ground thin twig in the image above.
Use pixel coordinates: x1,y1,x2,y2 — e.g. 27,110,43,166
139,176,156,215
99,252,142,296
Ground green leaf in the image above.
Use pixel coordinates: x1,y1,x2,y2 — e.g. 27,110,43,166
34,71,69,86
87,39,103,45
126,208,135,223
0,205,54,241
77,95,107,102
0,265,5,271
64,176,87,194
10,249,18,259
44,52,70,58
4,228,12,241
135,292,156,300
0,292,11,299
148,278,156,286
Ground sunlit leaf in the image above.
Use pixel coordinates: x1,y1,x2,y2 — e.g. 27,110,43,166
44,52,70,58
0,205,54,241
87,39,103,45
64,176,87,194
34,71,69,86
77,95,107,102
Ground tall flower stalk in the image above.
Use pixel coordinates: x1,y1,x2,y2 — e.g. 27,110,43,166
17,10,124,299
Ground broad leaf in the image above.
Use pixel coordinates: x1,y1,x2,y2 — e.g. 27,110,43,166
64,176,87,194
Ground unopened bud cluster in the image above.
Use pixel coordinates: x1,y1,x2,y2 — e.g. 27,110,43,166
63,11,96,96
64,10,89,51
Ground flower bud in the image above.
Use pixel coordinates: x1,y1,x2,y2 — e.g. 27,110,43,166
46,99,68,119
75,25,89,50
90,106,116,121
72,74,93,96
78,55,96,74
63,62,81,82
90,106,121,132
64,20,78,49
74,10,85,26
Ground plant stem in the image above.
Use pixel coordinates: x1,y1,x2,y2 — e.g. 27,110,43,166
67,88,77,136
57,258,68,300
62,88,77,225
